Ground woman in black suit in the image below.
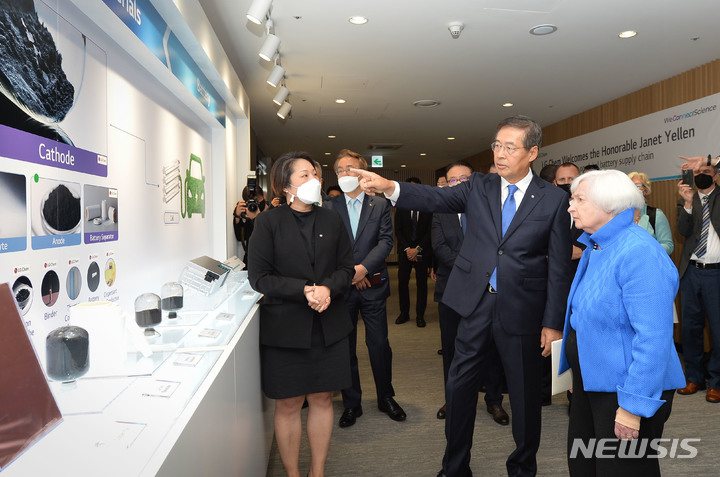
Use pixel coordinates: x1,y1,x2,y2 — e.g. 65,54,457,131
248,151,354,477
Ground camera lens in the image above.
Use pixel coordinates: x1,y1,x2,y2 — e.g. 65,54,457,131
247,200,258,213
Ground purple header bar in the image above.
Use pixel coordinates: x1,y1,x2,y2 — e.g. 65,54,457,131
0,124,107,177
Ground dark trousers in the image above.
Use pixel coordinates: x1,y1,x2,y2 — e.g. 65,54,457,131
398,253,428,318
565,328,675,477
442,290,542,477
439,302,504,406
341,292,395,408
680,265,720,389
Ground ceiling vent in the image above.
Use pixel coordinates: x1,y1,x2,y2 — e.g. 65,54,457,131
368,143,403,151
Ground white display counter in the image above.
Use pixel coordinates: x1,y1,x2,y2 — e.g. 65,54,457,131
3,279,272,477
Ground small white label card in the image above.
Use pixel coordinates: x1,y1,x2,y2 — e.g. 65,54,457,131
142,379,180,398
173,352,203,367
198,328,222,339
216,312,234,321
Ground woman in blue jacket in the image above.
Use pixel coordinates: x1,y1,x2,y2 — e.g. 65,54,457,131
559,170,685,476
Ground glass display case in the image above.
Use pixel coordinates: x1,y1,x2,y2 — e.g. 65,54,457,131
3,279,263,476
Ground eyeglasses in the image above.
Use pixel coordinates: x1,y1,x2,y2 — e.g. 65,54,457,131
448,176,469,185
335,168,350,176
490,142,526,155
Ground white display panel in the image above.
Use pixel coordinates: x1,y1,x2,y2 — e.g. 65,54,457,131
0,0,218,371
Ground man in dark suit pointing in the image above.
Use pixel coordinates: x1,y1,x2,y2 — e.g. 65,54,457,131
352,116,572,477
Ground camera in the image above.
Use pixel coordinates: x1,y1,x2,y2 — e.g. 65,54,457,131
246,172,259,213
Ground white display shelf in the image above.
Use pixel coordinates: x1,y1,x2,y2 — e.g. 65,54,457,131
3,281,266,476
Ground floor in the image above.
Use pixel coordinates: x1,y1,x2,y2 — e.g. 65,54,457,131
266,265,719,476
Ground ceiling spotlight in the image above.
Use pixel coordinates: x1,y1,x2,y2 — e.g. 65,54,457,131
328,135,336,139
448,22,464,39
273,86,289,105
400,165,407,168
266,64,285,87
619,30,637,39
420,153,427,156
277,101,292,119
335,99,346,104
447,137,456,140
349,16,368,25
324,152,332,156
529,24,558,36
258,34,280,61
503,102,514,107
246,0,272,25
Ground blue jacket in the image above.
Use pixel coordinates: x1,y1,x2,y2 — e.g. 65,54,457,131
558,208,685,417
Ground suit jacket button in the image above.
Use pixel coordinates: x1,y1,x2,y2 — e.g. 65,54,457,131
498,250,503,255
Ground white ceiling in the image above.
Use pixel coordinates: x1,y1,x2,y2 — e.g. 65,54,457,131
199,0,720,170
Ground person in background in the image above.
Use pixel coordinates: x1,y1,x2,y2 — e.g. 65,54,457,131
394,177,433,328
432,160,508,425
554,163,579,191
313,160,329,205
437,176,448,187
627,171,673,255
248,151,354,477
582,164,600,172
676,162,720,403
326,149,406,427
560,169,685,476
233,185,269,267
327,185,342,198
539,163,558,183
552,162,584,411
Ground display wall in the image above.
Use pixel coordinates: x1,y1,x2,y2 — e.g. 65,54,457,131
0,0,252,377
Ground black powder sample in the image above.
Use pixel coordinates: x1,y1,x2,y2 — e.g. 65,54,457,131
135,309,162,328
46,326,89,382
0,0,75,123
161,296,183,310
15,288,30,303
43,184,80,232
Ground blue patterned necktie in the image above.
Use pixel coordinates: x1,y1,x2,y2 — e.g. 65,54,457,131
695,195,710,258
489,184,519,290
349,198,360,238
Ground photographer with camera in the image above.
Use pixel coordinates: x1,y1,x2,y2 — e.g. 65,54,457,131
233,183,271,267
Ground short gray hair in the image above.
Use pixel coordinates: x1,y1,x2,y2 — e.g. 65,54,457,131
570,169,644,216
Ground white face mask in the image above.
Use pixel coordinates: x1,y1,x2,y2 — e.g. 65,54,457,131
338,175,359,193
287,178,321,205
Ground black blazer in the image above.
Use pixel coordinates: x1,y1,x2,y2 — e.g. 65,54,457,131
325,194,394,301
431,212,464,301
396,171,572,335
678,187,720,277
395,208,432,254
248,205,354,348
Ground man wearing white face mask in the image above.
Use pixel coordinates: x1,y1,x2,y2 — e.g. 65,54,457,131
326,149,407,427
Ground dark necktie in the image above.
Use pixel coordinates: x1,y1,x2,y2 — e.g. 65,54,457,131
695,195,710,258
411,211,418,242
460,213,467,235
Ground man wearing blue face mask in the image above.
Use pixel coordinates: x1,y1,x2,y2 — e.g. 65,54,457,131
326,149,406,427
677,163,720,404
